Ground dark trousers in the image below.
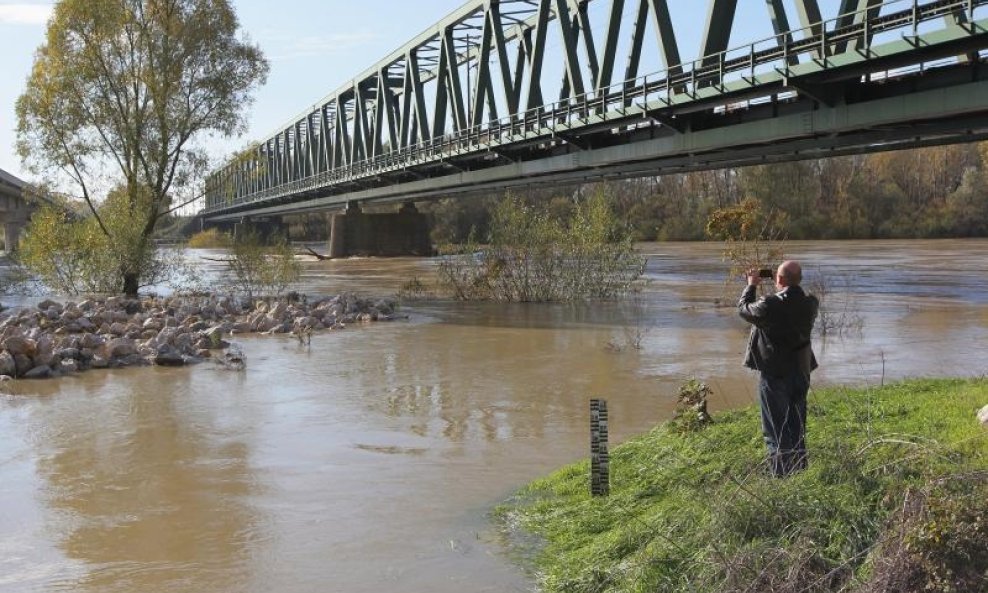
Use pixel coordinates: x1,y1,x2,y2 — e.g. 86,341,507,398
758,370,809,476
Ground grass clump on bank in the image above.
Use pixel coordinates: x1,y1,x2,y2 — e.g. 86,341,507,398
498,379,988,593
186,228,232,249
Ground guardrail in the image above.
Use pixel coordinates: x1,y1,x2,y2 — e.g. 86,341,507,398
205,0,986,215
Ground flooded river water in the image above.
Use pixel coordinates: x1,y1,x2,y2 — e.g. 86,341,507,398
1,240,987,592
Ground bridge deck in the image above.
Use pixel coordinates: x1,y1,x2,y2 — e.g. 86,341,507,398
204,0,988,220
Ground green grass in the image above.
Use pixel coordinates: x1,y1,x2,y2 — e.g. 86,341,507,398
498,379,988,593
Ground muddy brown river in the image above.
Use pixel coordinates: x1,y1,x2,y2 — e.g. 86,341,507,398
2,240,987,592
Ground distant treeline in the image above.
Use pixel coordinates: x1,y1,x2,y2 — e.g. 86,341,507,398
420,141,988,244
194,141,988,244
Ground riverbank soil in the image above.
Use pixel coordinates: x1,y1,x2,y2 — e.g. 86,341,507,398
500,378,988,593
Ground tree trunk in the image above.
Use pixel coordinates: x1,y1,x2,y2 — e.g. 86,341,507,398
122,272,139,297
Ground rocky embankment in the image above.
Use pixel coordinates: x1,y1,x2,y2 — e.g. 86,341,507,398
0,294,400,379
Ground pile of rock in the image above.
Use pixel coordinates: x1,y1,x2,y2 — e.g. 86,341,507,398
0,293,400,379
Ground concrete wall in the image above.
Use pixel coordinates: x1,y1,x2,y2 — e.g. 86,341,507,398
329,203,432,258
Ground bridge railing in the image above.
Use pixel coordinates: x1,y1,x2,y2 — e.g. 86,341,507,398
206,0,986,214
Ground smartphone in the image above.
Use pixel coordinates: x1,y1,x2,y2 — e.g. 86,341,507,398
758,268,774,278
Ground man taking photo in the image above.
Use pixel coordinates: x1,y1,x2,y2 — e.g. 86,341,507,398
738,260,819,477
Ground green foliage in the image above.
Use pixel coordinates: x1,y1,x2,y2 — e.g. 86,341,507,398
705,197,787,281
885,476,988,593
18,190,179,295
436,190,646,302
187,228,232,249
18,206,115,294
425,143,988,244
423,196,496,245
498,379,988,593
16,0,268,295
670,378,714,434
224,229,300,302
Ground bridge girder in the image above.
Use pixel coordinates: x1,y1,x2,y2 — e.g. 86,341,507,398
205,0,988,218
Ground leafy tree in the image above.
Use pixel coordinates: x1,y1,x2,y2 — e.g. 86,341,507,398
17,206,114,294
16,0,268,296
705,197,787,281
19,186,191,294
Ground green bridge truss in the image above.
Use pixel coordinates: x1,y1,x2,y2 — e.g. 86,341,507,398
204,0,988,220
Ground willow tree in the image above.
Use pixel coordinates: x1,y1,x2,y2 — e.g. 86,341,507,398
16,0,268,295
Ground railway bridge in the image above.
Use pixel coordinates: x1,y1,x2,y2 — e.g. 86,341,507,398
202,0,988,256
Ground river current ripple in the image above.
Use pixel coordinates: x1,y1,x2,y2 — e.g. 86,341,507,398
1,239,986,593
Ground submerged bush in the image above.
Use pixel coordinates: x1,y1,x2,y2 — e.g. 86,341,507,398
223,229,300,302
187,228,231,249
437,190,645,302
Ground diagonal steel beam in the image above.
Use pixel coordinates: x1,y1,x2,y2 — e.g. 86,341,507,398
524,0,551,110
489,1,518,116
765,0,798,65
405,50,432,145
699,0,738,83
442,27,469,132
835,0,883,53
334,101,352,167
793,0,825,58
596,0,625,91
433,33,451,138
648,0,683,77
575,0,599,87
472,11,495,127
555,0,586,99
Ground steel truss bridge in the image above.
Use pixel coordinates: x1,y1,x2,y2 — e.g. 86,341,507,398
204,0,988,220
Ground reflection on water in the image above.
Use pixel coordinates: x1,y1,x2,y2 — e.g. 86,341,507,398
4,369,260,593
1,239,987,593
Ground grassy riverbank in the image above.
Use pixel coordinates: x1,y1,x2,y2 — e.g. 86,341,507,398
499,379,988,593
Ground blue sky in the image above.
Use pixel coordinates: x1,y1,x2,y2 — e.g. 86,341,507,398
0,0,854,185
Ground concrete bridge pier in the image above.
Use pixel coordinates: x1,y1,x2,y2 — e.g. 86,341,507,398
3,221,24,252
328,201,432,258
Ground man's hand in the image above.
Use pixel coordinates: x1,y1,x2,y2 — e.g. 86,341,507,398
746,269,762,286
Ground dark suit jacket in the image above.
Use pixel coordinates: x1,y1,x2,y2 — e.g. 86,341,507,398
738,284,819,378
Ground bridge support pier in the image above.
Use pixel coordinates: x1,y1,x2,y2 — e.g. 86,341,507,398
328,201,432,258
3,221,23,252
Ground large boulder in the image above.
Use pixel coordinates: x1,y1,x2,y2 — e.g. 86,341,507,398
79,333,104,350
56,347,81,361
34,335,55,367
203,326,228,349
75,317,96,332
23,365,52,379
268,301,288,319
2,336,36,357
37,299,63,313
0,351,15,376
13,354,34,376
154,344,185,366
172,333,194,352
105,338,137,359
